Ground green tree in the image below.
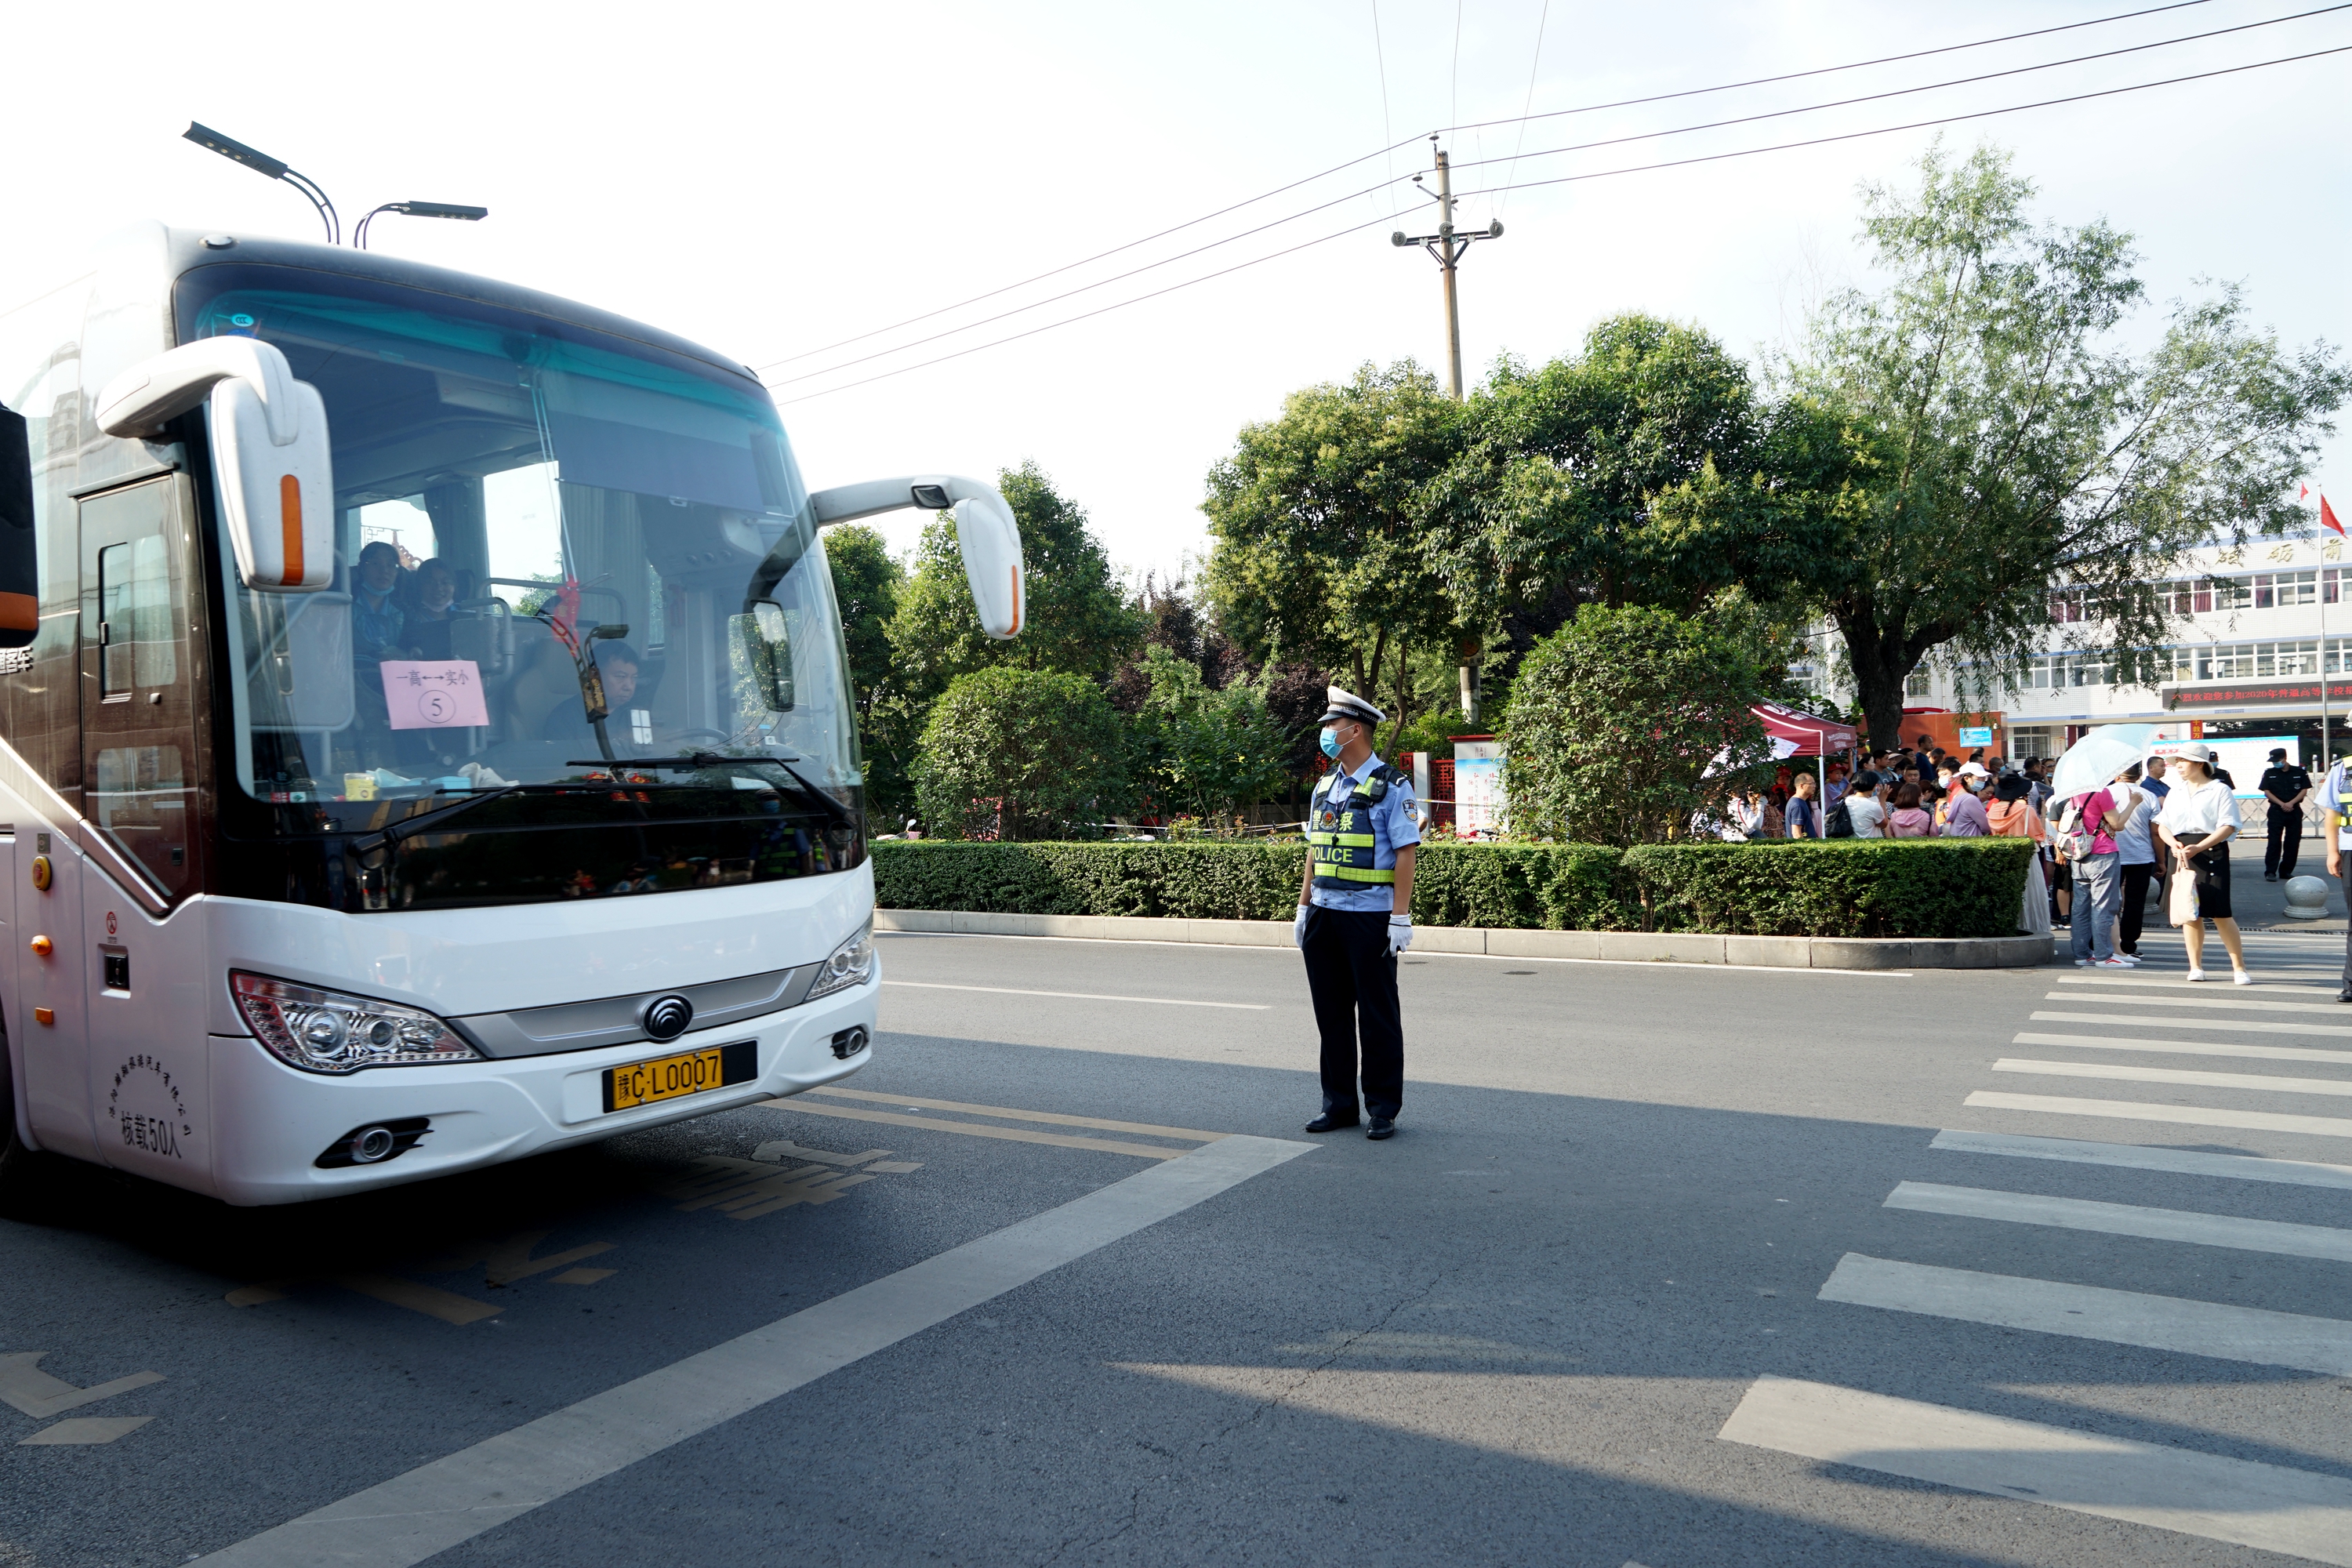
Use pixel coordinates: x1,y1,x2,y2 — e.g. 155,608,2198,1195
888,460,1145,706
1501,604,1770,847
1421,316,1847,639
1127,645,1294,824
1202,361,1465,724
1788,141,2349,746
823,524,902,715
913,666,1128,840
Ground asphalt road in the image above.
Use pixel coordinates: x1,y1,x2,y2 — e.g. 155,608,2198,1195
10,920,2352,1566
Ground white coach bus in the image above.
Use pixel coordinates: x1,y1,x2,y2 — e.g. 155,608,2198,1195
0,223,1022,1204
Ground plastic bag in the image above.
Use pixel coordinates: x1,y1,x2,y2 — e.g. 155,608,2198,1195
2169,864,2201,927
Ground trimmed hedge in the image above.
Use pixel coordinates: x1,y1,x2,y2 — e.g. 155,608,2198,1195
871,837,2035,939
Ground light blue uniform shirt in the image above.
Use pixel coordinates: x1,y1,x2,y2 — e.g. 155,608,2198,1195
2318,762,2352,850
1308,751,1423,913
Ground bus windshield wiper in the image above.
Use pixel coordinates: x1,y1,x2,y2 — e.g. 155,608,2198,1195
351,784,523,861
568,753,853,826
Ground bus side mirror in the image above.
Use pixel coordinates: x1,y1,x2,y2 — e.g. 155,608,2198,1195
953,492,1024,640
93,337,336,592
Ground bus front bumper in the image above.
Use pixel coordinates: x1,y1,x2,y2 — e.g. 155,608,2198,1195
205,969,880,1205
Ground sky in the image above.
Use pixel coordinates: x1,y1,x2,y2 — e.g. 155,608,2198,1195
5,0,2347,592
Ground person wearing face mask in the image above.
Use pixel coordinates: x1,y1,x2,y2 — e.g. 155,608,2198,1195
1295,686,1420,1141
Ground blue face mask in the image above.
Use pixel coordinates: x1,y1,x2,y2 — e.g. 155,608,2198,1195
1319,726,1343,759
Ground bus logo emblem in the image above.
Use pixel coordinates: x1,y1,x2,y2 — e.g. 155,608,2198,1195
643,996,694,1043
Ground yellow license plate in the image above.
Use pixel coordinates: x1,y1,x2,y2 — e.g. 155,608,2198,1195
601,1040,757,1112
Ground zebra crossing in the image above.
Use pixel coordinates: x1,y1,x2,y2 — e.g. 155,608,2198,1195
1722,934,2352,1565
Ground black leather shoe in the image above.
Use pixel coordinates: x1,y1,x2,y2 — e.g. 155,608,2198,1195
2337,990,2352,1004
1365,1116,1396,1141
1305,1111,1360,1133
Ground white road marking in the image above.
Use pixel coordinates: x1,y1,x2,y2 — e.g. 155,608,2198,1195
1720,1375,2352,1566
17,1416,154,1446
2045,990,2352,1017
1994,1058,2352,1098
1819,1253,2352,1374
1964,1091,2352,1139
1930,1129,2352,1191
882,980,1269,1010
1884,1181,2352,1263
0,1352,163,1418
2057,975,2347,997
2033,1010,2352,1040
193,1135,1312,1568
2013,1030,2352,1065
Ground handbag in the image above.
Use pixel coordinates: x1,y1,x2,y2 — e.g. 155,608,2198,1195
2168,860,2201,926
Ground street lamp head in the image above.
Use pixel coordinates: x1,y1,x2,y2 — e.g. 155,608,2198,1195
1391,231,1408,248
1487,220,1504,238
388,201,488,222
183,122,289,181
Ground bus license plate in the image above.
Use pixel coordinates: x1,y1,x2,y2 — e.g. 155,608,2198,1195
602,1040,757,1113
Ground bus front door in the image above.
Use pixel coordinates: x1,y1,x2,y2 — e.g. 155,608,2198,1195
77,474,211,1188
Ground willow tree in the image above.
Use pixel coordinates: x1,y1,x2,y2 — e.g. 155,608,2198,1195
1789,142,2347,746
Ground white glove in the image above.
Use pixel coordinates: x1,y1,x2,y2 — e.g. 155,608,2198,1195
1387,914,1413,955
1293,904,1310,948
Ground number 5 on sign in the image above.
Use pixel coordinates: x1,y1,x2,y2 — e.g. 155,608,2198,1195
379,660,490,730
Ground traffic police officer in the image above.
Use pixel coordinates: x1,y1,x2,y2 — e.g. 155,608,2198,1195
2259,746,2314,881
1294,687,1419,1140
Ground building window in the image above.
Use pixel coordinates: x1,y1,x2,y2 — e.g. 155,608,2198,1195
2009,725,2056,760
1904,670,1933,698
2251,571,2318,609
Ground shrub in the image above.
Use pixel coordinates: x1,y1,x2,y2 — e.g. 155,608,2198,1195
1502,604,1770,846
912,667,1127,840
871,837,2033,938
1624,838,2034,938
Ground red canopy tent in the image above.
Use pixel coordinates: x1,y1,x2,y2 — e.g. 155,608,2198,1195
1753,701,1858,758
1754,702,1858,815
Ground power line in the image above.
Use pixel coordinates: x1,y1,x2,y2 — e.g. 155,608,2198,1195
1494,0,1552,220
770,5,2333,391
750,0,2219,377
768,41,2350,408
1444,0,2352,178
1438,0,2219,136
1371,0,1398,216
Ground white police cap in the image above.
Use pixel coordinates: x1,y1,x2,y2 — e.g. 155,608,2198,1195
1317,685,1386,725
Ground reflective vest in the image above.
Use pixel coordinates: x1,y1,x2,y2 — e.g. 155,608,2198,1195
1307,764,1403,891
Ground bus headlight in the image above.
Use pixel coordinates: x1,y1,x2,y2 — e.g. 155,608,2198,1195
804,917,875,1002
231,971,481,1074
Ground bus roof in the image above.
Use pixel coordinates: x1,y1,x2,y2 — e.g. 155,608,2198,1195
155,224,766,391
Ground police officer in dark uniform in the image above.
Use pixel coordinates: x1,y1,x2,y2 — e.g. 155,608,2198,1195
1294,687,1419,1141
2259,746,2314,880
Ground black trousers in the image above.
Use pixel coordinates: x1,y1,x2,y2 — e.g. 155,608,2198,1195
2118,861,2157,955
1301,906,1403,1120
2267,808,2304,878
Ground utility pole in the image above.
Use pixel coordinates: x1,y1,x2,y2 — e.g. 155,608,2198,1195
1392,138,1504,719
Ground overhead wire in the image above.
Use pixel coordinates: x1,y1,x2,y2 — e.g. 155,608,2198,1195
1371,0,1399,216
767,4,2338,392
1441,0,2352,178
1494,0,1552,220
751,0,2220,376
1436,0,2220,136
769,38,2352,408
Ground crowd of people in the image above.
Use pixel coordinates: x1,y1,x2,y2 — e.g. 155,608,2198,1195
1703,731,2284,982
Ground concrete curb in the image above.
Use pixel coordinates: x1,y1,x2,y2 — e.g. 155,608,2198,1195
873,909,2053,970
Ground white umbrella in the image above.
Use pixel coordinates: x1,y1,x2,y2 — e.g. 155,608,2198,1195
2049,723,2159,800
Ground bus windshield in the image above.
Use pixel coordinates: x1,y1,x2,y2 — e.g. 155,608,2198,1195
182,271,858,833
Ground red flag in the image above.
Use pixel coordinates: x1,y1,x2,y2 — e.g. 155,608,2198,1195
2325,495,2346,538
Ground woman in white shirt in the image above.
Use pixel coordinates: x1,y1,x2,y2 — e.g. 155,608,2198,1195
2155,745,2249,983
